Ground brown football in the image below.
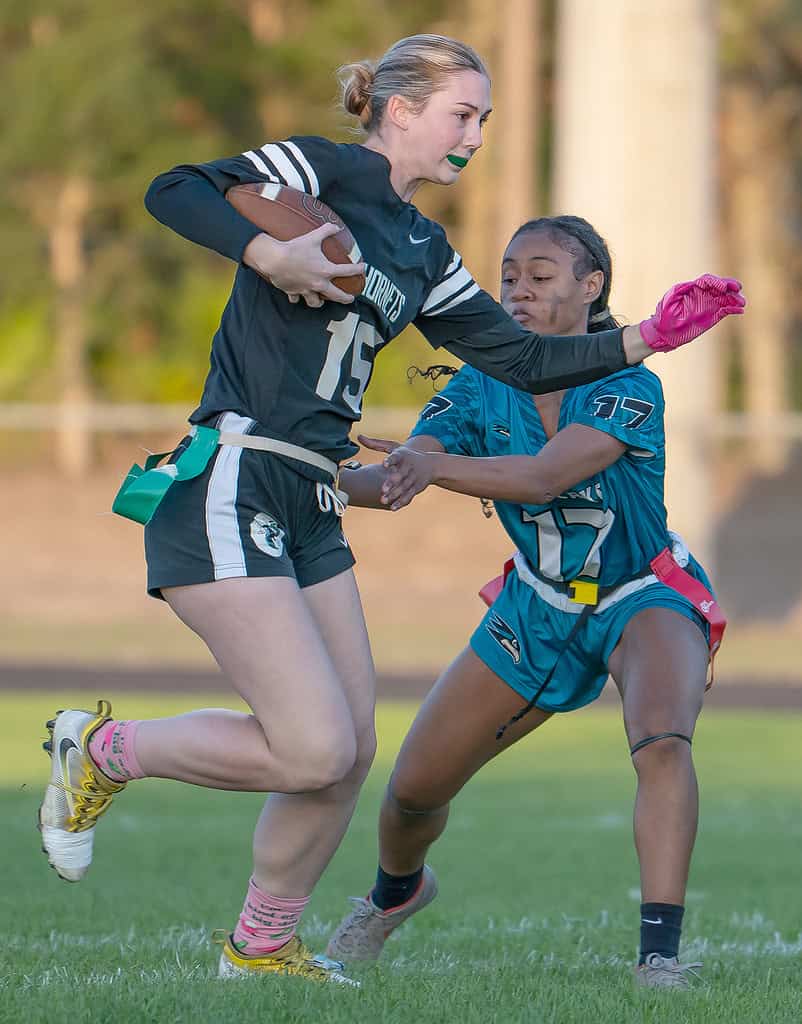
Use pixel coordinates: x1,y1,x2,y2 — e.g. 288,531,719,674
226,182,365,295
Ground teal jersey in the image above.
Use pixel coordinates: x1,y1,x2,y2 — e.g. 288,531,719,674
409,364,670,587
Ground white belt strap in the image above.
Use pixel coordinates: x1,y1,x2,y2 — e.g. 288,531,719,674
512,551,659,615
216,431,339,479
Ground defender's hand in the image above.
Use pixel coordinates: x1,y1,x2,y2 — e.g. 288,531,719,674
358,434,435,511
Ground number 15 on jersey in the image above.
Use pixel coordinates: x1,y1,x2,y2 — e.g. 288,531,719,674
315,312,381,415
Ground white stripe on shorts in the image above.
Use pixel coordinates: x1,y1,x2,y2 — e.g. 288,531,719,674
205,412,254,581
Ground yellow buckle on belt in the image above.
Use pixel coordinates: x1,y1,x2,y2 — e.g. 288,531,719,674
568,579,599,605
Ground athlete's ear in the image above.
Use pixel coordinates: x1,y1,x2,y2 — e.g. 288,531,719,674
385,94,412,132
584,270,604,305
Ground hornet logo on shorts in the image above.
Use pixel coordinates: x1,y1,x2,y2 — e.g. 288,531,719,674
250,512,285,558
486,612,521,664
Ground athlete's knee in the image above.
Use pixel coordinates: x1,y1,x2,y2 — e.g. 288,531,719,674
324,727,376,794
281,728,359,792
351,728,377,783
629,730,694,767
386,772,448,817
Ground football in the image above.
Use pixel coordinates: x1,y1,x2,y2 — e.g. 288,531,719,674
226,182,365,295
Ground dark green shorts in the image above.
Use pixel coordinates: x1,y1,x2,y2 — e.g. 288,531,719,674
144,412,355,598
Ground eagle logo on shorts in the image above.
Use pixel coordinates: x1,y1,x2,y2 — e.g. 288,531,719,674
250,512,285,558
486,612,521,664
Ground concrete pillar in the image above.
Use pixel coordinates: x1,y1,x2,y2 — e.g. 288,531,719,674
495,0,540,253
553,0,717,565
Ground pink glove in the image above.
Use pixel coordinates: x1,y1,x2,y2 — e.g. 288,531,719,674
639,274,746,352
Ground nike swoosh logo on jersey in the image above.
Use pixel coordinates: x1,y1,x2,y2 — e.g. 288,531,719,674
641,917,663,925
409,234,431,245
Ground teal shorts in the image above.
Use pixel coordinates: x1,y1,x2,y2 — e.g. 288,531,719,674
470,562,711,714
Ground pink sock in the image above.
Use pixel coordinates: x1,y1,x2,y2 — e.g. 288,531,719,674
232,877,310,956
88,720,145,783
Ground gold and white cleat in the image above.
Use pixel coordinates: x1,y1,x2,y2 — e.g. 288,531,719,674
215,932,359,986
38,700,124,882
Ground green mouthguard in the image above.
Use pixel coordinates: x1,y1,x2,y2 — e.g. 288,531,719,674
447,154,468,168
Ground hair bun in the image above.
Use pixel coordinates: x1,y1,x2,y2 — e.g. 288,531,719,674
339,61,375,124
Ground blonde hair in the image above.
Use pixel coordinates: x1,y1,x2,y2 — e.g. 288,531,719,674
338,34,489,133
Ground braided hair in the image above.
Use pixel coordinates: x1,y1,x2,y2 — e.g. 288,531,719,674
509,215,620,332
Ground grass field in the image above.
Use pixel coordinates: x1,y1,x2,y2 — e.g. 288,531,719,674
2,694,801,1023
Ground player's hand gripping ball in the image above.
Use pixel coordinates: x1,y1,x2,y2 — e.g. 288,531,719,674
227,182,366,295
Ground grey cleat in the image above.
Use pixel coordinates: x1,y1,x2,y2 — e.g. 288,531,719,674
326,865,438,962
634,952,704,989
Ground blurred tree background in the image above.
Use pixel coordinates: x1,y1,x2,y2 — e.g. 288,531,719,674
0,0,799,413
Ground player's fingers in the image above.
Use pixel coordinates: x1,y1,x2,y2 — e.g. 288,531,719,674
381,461,409,490
301,291,324,308
384,448,413,469
711,303,746,326
357,434,400,454
390,485,419,511
381,463,405,485
705,287,745,309
696,274,743,294
319,281,356,304
306,221,341,243
287,293,300,304
322,259,366,278
384,473,412,502
390,470,419,503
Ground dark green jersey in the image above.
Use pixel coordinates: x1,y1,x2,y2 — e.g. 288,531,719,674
145,137,627,466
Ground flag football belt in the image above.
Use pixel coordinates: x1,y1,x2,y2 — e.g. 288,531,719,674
485,544,727,739
481,549,727,655
479,554,654,613
112,425,344,526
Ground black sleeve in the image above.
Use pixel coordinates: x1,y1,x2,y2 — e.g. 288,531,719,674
442,315,628,395
144,136,341,263
413,246,628,394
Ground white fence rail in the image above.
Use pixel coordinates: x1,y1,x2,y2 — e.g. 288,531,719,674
1,404,802,439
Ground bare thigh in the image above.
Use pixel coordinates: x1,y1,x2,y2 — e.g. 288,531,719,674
301,568,377,761
391,647,552,810
607,607,709,744
164,576,357,767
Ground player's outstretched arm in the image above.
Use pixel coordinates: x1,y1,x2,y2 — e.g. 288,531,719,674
341,435,446,509
434,275,746,395
361,426,626,511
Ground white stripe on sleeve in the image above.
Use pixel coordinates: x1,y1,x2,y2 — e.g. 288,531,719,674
421,265,475,315
243,150,282,181
434,281,480,314
260,143,306,192
283,140,320,196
